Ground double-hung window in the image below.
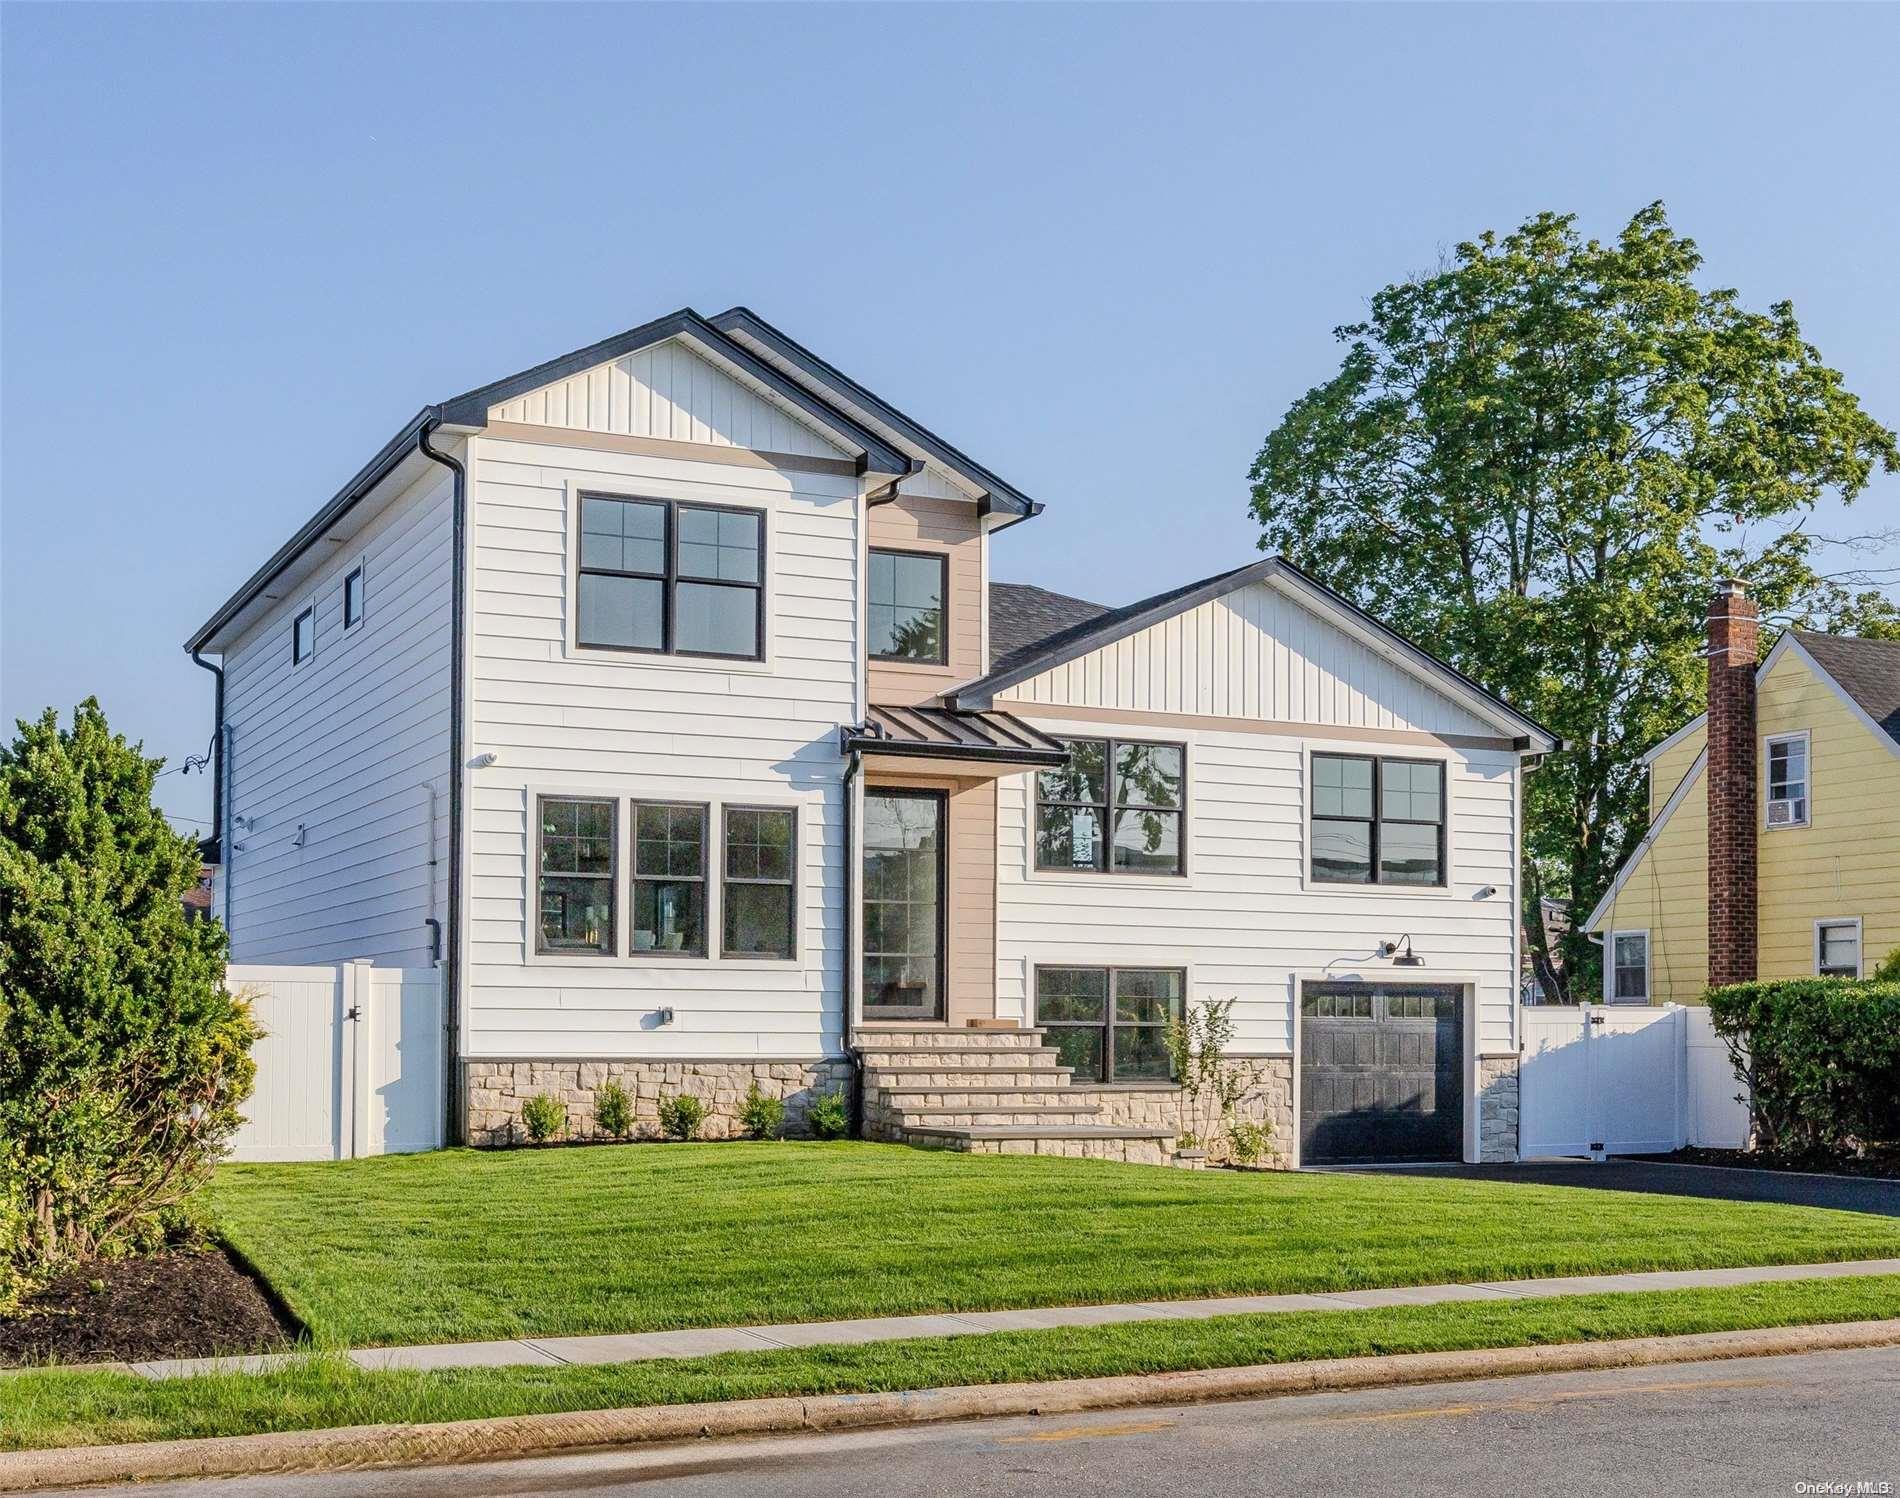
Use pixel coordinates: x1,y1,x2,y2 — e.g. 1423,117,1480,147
1035,739,1185,874
1310,754,1445,886
1609,930,1649,1003
577,494,763,659
867,549,947,663
537,797,616,955
723,807,797,958
1817,919,1861,978
631,802,707,956
1036,966,1184,1082
1766,733,1809,827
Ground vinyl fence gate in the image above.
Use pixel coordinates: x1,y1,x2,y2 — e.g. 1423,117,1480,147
226,961,444,1162
1518,1003,1751,1159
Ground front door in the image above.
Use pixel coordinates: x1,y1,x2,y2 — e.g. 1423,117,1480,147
862,788,945,1020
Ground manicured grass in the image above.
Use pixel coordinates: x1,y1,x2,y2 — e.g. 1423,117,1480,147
4,1275,1896,1452
210,1142,1900,1347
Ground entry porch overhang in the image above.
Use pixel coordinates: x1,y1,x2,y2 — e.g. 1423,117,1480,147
841,704,1069,778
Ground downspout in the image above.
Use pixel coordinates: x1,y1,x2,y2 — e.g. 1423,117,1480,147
189,650,225,860
842,747,863,1134
417,415,468,1145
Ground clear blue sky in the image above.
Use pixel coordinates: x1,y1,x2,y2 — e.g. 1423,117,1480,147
4,3,1897,837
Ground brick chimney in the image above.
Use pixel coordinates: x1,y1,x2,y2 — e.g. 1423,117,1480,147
1706,579,1759,986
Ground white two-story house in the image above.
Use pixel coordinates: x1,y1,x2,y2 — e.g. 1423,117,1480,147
186,306,1555,1166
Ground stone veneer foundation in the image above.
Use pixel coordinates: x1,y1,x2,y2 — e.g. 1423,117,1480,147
464,1058,854,1147
1477,1055,1520,1163
1092,1058,1296,1167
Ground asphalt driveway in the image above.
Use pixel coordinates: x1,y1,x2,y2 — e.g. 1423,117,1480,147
1342,1158,1900,1216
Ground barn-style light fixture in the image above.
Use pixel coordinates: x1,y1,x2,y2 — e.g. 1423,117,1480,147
1381,935,1425,967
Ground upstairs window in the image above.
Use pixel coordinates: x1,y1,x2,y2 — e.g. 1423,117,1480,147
1817,918,1861,978
577,494,763,660
1310,754,1445,887
1766,733,1809,828
868,549,947,663
292,606,315,665
343,566,365,630
1035,738,1184,875
1609,930,1649,1003
537,797,615,955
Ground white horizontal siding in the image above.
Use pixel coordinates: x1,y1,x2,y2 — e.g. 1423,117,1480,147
463,432,859,1060
1005,580,1498,736
221,468,452,967
487,337,846,459
994,719,1520,1056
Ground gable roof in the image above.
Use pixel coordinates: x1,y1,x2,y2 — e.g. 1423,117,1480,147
1583,747,1707,934
988,582,1110,671
1792,630,1900,747
710,306,1040,519
951,556,1558,750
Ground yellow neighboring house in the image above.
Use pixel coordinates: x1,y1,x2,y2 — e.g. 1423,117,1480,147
1586,583,1900,1005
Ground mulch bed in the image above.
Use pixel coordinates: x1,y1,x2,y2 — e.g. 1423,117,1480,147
0,1248,297,1367
1636,1146,1900,1181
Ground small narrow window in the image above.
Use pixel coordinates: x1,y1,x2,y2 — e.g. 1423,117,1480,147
1766,734,1809,827
1310,754,1445,887
292,607,315,665
1609,931,1649,1003
1035,738,1183,875
343,567,365,629
1036,966,1184,1082
867,549,947,663
723,807,797,958
1817,919,1861,978
537,797,615,955
631,802,707,956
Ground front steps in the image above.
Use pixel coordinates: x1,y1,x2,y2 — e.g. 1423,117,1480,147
858,1025,1179,1163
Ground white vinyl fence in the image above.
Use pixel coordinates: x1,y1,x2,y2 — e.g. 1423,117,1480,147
226,962,444,1162
1519,1003,1751,1159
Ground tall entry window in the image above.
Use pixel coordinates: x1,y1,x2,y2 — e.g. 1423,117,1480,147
577,494,763,659
862,789,945,1019
868,549,947,663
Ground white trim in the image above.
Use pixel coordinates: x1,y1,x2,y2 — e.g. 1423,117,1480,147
1763,729,1811,830
1814,915,1864,978
1605,929,1651,1004
1641,713,1706,766
1583,748,1706,933
1297,739,1460,900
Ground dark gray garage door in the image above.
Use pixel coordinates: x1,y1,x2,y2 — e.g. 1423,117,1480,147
1300,981,1463,1165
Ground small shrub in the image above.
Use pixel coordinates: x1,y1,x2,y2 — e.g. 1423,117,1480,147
1872,946,1900,983
1228,1119,1274,1167
519,1092,567,1144
739,1082,785,1141
593,1080,633,1139
657,1091,706,1141
806,1088,851,1140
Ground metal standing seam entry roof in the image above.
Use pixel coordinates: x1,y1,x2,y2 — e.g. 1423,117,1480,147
842,705,1070,767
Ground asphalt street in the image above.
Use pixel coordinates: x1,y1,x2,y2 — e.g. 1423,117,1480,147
43,1343,1900,1497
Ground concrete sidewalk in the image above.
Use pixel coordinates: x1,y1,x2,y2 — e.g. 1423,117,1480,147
97,1256,1900,1381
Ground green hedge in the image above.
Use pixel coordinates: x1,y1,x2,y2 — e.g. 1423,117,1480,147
1705,978,1900,1154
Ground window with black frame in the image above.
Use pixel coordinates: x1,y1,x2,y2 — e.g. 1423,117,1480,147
1310,753,1445,886
868,549,946,663
577,494,763,659
1036,966,1183,1082
1035,738,1184,874
537,797,615,955
723,807,796,958
631,802,707,956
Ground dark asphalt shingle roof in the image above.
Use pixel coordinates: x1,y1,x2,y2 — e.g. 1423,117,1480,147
987,582,1112,672
1794,630,1900,746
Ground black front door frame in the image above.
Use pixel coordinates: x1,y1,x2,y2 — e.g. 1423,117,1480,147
861,786,948,1022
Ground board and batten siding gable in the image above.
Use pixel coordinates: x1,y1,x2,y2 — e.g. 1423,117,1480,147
1003,580,1500,736
486,338,849,461
218,467,454,967
462,429,859,1060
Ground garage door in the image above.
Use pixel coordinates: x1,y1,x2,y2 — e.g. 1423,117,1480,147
1300,981,1463,1165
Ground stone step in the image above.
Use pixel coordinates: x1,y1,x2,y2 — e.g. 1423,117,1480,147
872,1086,1101,1108
892,1106,1105,1128
854,1045,1067,1070
896,1123,1177,1166
855,1027,1049,1050
862,1066,1074,1091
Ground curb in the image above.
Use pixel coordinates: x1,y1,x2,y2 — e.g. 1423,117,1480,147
5,1318,1897,1491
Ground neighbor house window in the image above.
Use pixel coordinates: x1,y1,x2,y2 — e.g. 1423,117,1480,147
1766,733,1809,828
631,802,707,956
867,549,947,663
343,566,365,629
1817,919,1861,978
292,606,315,665
1609,930,1649,1003
1036,966,1184,1082
723,807,797,958
537,797,615,955
577,494,763,659
1035,739,1184,875
1310,754,1445,886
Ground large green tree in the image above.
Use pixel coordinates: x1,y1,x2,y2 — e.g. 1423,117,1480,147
1248,205,1898,995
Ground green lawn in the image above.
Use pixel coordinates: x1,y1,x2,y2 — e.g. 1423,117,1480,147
210,1142,1900,1348
5,1275,1897,1452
